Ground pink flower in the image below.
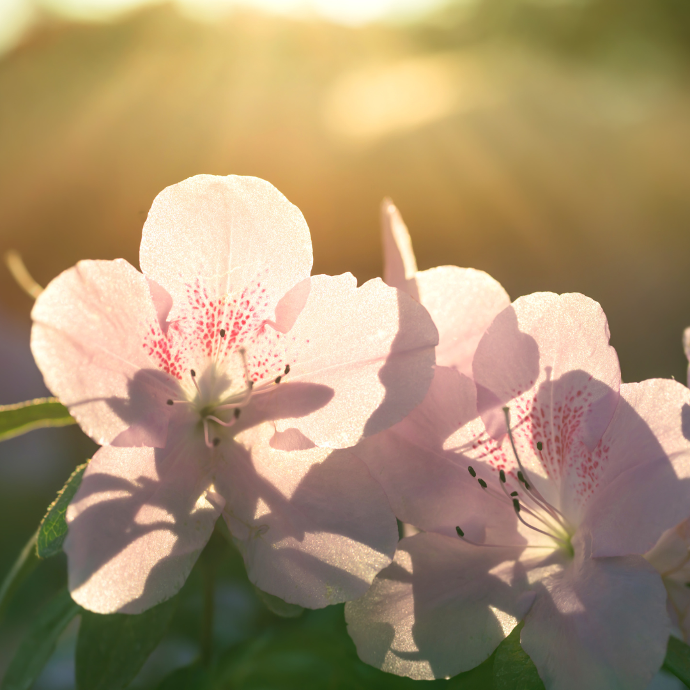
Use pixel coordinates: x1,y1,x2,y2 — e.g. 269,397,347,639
346,291,690,690
31,175,438,614
381,199,509,377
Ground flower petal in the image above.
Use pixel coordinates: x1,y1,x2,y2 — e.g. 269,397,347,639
521,551,670,690
415,266,509,377
276,274,438,448
140,175,313,322
472,293,621,512
65,437,223,614
345,532,536,680
216,422,398,608
578,379,690,557
381,199,418,298
352,367,520,544
31,259,174,446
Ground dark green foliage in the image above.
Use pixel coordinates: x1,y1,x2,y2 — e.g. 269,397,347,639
75,596,179,690
0,398,75,442
37,463,87,558
1,588,80,690
493,624,545,690
663,636,690,688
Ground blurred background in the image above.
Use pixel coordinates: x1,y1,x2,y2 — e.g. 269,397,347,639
1,0,690,686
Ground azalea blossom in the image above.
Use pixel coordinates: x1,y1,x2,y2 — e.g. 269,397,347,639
381,199,510,378
30,175,438,614
346,291,690,690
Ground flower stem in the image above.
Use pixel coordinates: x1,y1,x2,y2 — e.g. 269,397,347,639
200,551,216,667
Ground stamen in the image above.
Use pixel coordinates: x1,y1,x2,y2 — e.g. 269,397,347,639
468,466,477,478
207,415,237,428
203,419,213,448
455,525,552,549
274,375,282,384
191,369,201,395
166,399,173,406
478,479,487,489
511,497,569,546
499,469,506,483
284,364,290,375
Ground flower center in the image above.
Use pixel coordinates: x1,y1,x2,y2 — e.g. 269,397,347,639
165,347,291,448
455,406,574,555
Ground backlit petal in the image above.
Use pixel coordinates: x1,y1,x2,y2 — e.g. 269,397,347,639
140,175,313,323
415,266,509,376
31,259,174,446
216,423,397,608
578,379,690,557
381,198,417,298
521,550,670,690
276,274,438,448
65,436,223,614
345,532,536,680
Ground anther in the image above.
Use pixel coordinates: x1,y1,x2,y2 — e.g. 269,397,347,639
213,437,221,447
468,466,477,478
220,329,226,337
513,498,521,513
234,408,241,419
537,441,543,451
274,375,282,384
190,369,201,395
166,399,173,406
456,526,465,537
510,491,518,497
478,479,487,489
284,364,290,375
499,469,506,483
517,471,526,483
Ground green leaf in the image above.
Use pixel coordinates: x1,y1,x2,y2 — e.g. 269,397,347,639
663,635,690,688
493,623,545,690
37,463,87,558
156,663,214,690
75,595,179,690
0,530,39,618
253,586,305,619
0,398,75,442
1,588,81,690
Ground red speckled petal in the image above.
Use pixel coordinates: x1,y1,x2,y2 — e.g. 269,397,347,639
381,199,418,298
275,274,438,449
31,259,175,446
345,532,536,680
578,379,690,557
140,175,312,325
64,437,223,614
216,423,397,608
472,293,621,513
415,266,509,377
521,550,670,690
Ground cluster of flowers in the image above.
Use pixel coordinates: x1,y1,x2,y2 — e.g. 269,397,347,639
30,176,690,690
